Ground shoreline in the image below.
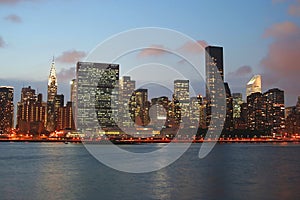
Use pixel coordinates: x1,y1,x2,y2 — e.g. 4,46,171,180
1,138,299,144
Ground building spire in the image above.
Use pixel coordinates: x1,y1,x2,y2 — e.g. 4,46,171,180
48,57,57,86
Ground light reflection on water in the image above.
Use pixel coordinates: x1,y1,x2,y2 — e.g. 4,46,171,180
0,142,299,200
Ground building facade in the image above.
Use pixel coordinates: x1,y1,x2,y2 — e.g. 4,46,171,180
264,88,285,136
247,92,266,132
0,86,14,134
76,62,119,135
17,86,46,134
119,76,136,128
174,80,190,121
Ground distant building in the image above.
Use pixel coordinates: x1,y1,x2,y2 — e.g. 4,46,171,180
119,76,136,128
0,86,14,134
57,101,75,130
285,96,300,135
237,102,248,130
150,96,170,129
76,62,119,135
130,88,150,126
232,93,243,118
247,92,266,132
246,75,262,97
46,58,58,132
264,88,285,136
174,80,190,120
17,86,46,135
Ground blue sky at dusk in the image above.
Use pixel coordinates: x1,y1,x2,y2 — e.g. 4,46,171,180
0,0,300,106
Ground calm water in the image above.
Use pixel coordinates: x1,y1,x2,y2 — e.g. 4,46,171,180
0,142,299,200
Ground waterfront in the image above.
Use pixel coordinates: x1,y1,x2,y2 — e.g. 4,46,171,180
0,143,300,200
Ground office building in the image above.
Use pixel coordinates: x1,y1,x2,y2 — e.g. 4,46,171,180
247,92,266,132
0,86,14,134
205,46,227,132
119,76,136,128
17,86,46,134
57,101,75,130
130,88,150,126
264,88,285,136
76,62,119,134
232,93,243,119
174,80,190,120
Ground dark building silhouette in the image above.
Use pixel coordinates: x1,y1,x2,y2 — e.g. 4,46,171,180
247,92,266,132
205,46,230,133
0,86,14,134
285,96,300,135
264,88,285,136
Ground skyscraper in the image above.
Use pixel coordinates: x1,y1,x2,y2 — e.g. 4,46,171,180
247,92,266,132
130,88,150,126
150,96,169,129
205,46,226,132
46,58,58,132
174,80,190,120
76,62,119,135
0,86,14,134
232,93,243,119
246,75,262,97
189,96,202,128
17,86,46,135
119,76,136,128
286,96,300,134
57,101,75,130
264,88,285,136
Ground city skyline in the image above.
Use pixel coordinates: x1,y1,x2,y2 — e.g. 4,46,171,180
0,0,300,106
1,45,297,138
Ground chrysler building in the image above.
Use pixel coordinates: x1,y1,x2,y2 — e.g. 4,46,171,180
46,57,58,132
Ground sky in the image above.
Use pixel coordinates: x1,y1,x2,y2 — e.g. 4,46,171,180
0,0,300,106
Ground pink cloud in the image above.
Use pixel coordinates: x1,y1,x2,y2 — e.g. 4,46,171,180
289,4,300,16
4,14,22,23
178,40,208,54
263,21,300,38
261,21,300,105
137,44,168,58
56,50,86,64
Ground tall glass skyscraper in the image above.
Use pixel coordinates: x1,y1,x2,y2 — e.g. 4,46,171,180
205,46,226,133
76,62,119,135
